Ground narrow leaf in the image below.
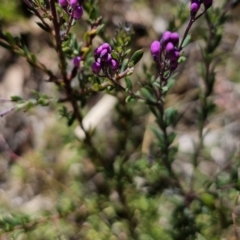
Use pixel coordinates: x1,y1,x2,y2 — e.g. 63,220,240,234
129,49,144,66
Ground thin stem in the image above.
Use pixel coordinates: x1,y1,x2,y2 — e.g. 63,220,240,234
179,17,195,51
0,107,15,117
107,72,159,107
49,0,105,166
63,14,74,40
156,101,184,193
179,10,206,51
23,0,51,32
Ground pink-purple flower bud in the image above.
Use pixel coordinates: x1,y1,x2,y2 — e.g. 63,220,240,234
92,43,118,74
73,6,83,20
150,41,161,58
170,32,180,46
100,49,108,58
168,50,180,61
94,46,103,58
91,62,101,74
72,56,81,67
101,43,112,52
161,31,171,44
190,1,201,16
110,59,119,70
106,53,112,62
69,0,78,7
203,0,213,9
166,42,175,54
58,0,68,7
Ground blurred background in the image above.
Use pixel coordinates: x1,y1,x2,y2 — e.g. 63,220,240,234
0,0,240,239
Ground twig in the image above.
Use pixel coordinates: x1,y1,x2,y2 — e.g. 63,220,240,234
0,107,15,117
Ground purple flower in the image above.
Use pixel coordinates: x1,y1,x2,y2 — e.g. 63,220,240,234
72,56,81,67
161,31,171,44
101,43,112,52
92,43,119,75
100,49,108,58
69,0,78,7
170,32,179,46
91,62,101,74
151,30,181,72
203,0,213,9
190,1,201,16
58,0,68,7
150,41,161,58
94,46,103,59
166,42,175,54
168,50,180,61
110,59,119,70
73,6,83,20
106,53,112,62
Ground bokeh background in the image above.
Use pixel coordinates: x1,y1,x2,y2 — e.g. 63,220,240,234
1,0,240,239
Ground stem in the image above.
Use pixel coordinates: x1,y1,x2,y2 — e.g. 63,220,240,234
49,0,105,166
23,0,51,32
107,72,158,107
49,0,84,129
117,180,137,238
63,14,74,40
179,10,207,51
179,17,195,51
0,107,15,117
156,101,184,193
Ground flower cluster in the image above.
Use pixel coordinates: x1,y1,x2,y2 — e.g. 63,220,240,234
58,0,83,20
150,31,180,71
92,43,119,75
190,0,213,17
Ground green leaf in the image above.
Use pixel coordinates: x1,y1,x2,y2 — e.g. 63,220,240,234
89,7,97,20
111,50,119,61
68,114,76,126
31,90,40,99
153,81,160,88
121,58,129,72
37,98,49,106
2,216,17,226
125,95,134,103
140,88,155,102
165,107,178,126
149,126,164,147
168,132,176,145
231,168,238,182
169,146,178,161
36,22,50,32
124,77,132,91
16,102,27,110
11,95,23,102
182,34,191,48
124,48,131,56
206,101,216,115
162,86,168,93
96,24,105,34
129,49,144,66
30,53,37,64
149,106,160,119
178,56,186,63
4,31,15,45
26,100,35,111
200,192,215,209
0,40,11,49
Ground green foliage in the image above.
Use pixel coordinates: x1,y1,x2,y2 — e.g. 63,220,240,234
0,0,239,239
0,1,24,22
